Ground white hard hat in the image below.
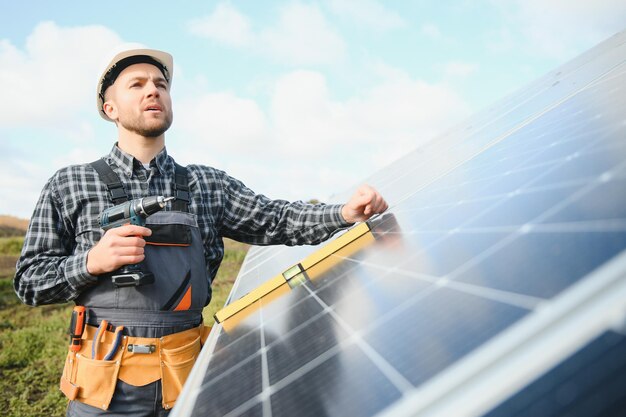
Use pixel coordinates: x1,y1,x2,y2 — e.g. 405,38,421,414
96,48,173,121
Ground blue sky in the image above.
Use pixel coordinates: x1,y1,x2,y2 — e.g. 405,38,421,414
1,0,624,218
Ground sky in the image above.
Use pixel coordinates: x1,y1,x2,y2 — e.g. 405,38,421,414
1,0,625,219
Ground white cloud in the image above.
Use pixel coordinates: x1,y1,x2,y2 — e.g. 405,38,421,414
326,0,406,31
52,145,102,168
260,3,346,66
270,70,345,155
174,91,270,157
0,148,50,218
443,61,479,78
500,0,626,59
0,22,139,218
169,68,469,203
342,72,469,156
0,21,124,128
1,16,471,216
187,3,346,66
271,69,469,157
187,3,253,47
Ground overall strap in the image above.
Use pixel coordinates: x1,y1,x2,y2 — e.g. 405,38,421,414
90,158,190,211
173,163,190,213
90,158,129,204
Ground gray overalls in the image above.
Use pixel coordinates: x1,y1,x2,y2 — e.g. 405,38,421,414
65,159,210,417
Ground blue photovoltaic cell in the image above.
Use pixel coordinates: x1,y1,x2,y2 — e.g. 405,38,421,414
362,287,530,386
453,231,626,298
200,329,261,383
485,331,626,417
266,312,351,384
193,356,262,416
270,344,402,417
173,31,626,417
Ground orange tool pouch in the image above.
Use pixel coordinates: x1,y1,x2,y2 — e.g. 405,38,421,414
60,324,212,410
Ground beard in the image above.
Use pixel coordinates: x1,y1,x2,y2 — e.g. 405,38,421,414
119,110,173,138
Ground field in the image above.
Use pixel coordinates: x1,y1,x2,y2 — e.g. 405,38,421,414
0,235,246,417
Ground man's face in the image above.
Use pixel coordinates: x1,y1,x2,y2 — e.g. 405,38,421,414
104,63,173,137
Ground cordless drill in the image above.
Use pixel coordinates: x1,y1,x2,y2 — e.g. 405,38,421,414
99,196,174,287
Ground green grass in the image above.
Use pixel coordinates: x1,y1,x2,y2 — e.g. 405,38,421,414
0,237,24,278
0,237,24,256
202,239,249,325
0,238,247,417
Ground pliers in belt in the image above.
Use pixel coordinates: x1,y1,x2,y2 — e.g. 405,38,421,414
92,320,125,361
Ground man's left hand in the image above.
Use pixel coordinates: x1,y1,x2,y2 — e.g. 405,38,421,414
341,184,388,224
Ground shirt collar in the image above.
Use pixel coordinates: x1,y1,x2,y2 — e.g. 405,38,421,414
152,146,172,175
107,144,172,178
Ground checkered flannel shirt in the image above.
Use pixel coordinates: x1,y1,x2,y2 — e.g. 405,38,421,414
15,145,351,306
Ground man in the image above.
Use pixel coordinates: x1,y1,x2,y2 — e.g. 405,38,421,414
14,48,388,416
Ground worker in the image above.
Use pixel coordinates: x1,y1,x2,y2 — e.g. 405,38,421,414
14,47,388,416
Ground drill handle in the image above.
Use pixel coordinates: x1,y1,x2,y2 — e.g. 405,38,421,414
101,219,127,231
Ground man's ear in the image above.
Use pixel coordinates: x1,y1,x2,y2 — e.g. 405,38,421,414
103,101,118,121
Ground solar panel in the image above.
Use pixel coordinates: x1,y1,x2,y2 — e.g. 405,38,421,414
172,29,626,417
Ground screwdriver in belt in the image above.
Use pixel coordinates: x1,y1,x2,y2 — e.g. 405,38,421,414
68,306,86,352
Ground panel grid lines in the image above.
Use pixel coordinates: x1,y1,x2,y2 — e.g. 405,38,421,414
175,31,626,417
334,255,543,311
383,77,624,213
303,285,415,393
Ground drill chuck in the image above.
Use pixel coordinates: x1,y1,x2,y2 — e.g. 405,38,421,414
136,196,175,217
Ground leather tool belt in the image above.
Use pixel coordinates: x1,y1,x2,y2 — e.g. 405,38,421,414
60,323,211,410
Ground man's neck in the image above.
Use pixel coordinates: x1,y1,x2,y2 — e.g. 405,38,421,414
117,131,165,164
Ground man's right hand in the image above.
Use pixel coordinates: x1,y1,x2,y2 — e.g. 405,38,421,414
86,225,152,276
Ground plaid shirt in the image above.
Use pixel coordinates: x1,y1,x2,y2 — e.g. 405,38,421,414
15,145,350,306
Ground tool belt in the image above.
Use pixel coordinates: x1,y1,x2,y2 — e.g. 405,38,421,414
60,323,211,410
